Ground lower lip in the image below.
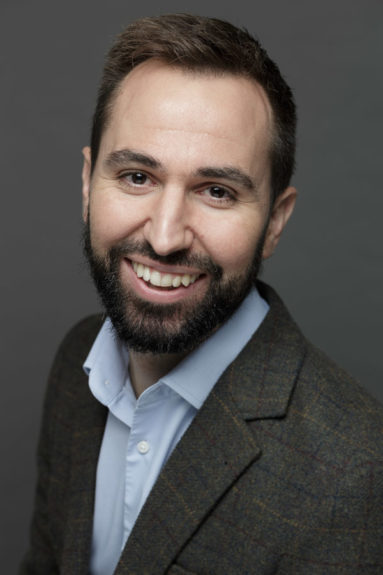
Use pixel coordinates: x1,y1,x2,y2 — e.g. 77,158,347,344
121,259,208,304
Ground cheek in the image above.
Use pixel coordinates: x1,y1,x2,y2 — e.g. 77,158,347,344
198,215,265,275
89,195,142,252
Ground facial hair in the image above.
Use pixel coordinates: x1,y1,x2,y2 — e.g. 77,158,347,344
83,221,266,354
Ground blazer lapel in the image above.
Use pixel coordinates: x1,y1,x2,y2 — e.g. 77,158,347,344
116,283,307,574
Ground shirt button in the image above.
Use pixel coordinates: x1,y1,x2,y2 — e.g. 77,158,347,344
137,440,150,454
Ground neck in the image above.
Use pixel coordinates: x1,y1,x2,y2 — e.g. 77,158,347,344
128,349,189,397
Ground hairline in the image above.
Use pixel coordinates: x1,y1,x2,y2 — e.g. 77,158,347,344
91,59,278,201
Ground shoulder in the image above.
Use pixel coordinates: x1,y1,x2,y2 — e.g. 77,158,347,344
254,281,383,458
51,313,104,374
54,314,104,365
43,314,104,408
297,342,383,458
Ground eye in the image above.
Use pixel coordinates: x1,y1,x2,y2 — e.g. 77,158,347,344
208,186,230,199
199,185,236,206
121,171,149,186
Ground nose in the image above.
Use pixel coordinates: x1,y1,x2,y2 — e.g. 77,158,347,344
143,186,194,255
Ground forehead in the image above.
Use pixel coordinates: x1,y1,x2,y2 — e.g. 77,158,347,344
99,60,273,173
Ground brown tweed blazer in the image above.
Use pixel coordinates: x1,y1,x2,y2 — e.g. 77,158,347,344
20,283,383,574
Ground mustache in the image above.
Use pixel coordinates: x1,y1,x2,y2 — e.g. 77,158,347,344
109,239,223,279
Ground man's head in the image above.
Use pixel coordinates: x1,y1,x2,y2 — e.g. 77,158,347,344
90,13,296,202
82,15,297,354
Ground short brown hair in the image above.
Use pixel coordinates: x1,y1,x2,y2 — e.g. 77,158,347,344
90,13,296,200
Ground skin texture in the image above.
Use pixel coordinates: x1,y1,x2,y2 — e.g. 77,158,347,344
82,60,296,394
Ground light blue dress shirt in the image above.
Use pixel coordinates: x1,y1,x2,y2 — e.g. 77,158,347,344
84,286,269,575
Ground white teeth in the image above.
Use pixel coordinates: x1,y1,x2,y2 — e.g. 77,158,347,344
150,270,162,286
143,267,151,282
132,261,198,289
172,276,181,288
136,263,144,278
160,274,173,287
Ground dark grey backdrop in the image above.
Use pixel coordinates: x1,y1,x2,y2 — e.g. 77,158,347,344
2,0,382,571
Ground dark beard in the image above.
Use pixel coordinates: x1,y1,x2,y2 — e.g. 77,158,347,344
83,222,265,354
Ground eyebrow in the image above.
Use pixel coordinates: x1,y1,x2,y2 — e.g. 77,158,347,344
197,167,257,193
104,149,161,170
104,148,258,194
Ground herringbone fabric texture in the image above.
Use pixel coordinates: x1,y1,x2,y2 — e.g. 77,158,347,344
20,283,383,574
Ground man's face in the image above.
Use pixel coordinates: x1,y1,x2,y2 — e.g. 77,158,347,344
82,60,296,353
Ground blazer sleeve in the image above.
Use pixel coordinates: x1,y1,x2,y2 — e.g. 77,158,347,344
19,315,103,574
18,348,64,574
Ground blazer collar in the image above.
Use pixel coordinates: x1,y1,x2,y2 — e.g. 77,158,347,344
229,281,307,420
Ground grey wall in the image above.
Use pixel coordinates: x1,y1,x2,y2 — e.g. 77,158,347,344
2,0,382,571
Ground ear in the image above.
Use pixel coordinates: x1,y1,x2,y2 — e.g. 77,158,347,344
81,146,92,222
262,186,297,259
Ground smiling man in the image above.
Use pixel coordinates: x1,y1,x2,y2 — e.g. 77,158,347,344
81,60,293,365
21,14,383,575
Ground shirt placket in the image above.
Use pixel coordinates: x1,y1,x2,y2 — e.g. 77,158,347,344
122,387,157,547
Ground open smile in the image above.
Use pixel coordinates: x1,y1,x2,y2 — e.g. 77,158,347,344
131,261,201,290
122,258,207,303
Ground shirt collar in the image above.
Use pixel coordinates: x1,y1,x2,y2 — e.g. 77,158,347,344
84,318,130,407
84,286,269,411
162,287,268,408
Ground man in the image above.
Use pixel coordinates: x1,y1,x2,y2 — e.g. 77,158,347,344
21,13,383,575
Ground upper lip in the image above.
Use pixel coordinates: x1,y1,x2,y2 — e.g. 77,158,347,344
127,256,203,276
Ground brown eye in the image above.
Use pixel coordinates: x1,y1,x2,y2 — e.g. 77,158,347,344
128,172,148,185
197,184,236,208
209,186,227,199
